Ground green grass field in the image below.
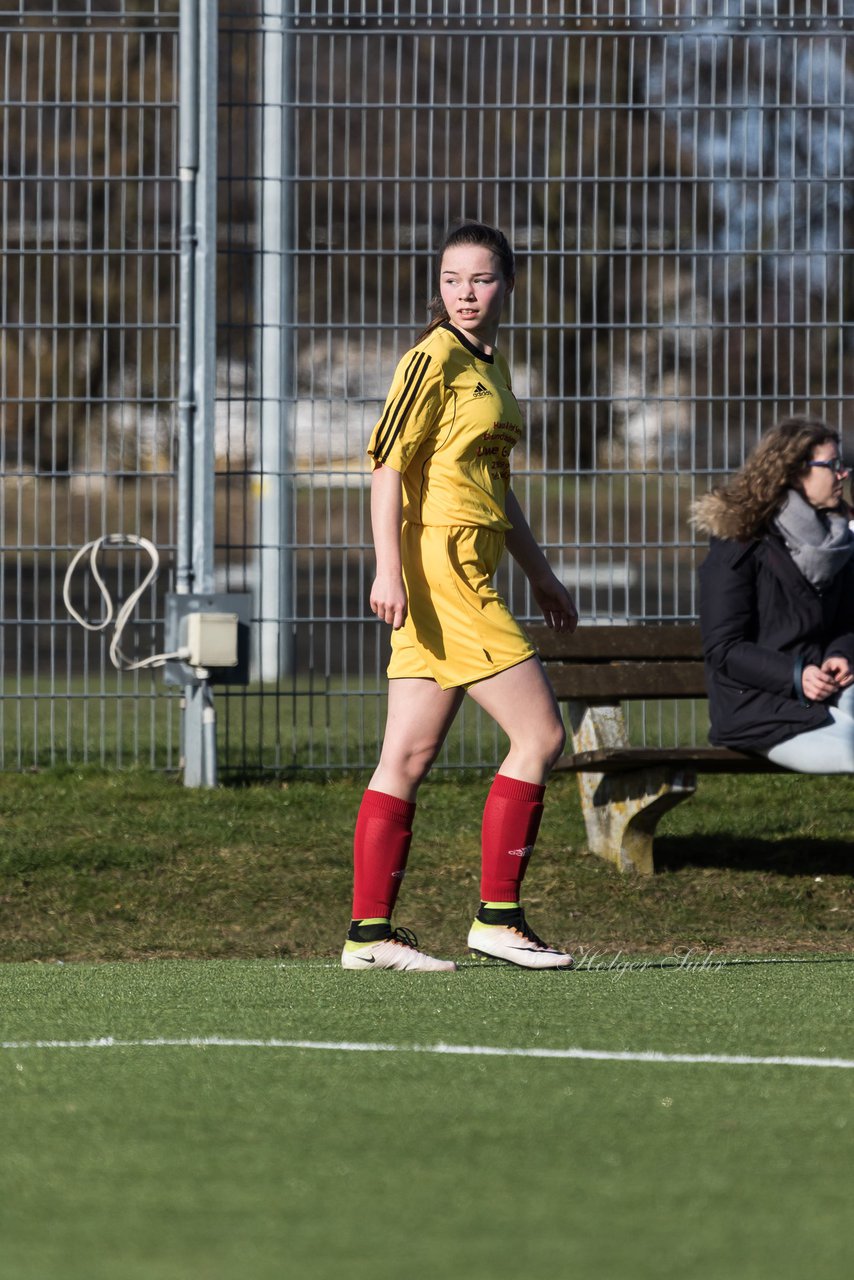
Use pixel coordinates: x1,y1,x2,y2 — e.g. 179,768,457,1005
2,768,853,1277
2,958,852,1280
1,770,852,961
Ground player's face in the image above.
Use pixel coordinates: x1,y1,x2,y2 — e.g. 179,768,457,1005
439,246,513,351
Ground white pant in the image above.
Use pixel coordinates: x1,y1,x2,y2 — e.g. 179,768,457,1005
756,684,854,773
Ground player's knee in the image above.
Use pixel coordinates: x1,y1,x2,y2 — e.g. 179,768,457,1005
543,717,567,768
516,715,565,770
512,715,565,772
397,738,443,786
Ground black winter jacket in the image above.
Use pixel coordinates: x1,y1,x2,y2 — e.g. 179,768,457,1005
698,533,854,750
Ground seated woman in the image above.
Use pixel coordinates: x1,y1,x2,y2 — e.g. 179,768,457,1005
693,416,854,771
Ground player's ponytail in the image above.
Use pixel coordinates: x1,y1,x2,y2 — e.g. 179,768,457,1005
416,295,450,343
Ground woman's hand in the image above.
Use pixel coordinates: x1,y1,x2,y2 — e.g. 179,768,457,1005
531,572,579,633
802,661,849,702
370,571,408,630
822,655,854,688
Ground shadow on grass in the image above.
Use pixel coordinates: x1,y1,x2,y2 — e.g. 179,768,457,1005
654,835,854,877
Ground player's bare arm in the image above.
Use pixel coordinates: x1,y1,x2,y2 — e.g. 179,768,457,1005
504,488,578,633
369,463,408,629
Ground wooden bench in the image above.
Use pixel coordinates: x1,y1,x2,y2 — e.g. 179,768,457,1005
526,623,786,876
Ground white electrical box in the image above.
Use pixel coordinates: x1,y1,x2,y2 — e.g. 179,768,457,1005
183,612,239,668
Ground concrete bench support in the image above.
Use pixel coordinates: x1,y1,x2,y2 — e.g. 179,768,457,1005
565,700,697,875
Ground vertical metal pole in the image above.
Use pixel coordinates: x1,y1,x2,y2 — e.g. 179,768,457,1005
177,0,197,597
178,0,218,786
192,0,217,603
255,0,295,680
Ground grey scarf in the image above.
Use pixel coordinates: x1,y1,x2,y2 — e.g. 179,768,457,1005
772,488,854,589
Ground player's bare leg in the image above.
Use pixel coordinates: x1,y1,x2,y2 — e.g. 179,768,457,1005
370,677,465,801
465,655,566,783
344,677,464,972
465,657,573,969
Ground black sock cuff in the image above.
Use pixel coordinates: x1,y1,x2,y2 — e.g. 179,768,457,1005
348,919,393,943
477,903,525,926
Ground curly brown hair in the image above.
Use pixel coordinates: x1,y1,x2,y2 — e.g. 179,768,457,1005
691,416,841,540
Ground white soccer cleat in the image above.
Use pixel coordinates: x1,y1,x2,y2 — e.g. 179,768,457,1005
467,913,574,970
341,927,457,972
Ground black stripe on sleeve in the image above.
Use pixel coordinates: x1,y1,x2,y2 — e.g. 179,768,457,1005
371,350,432,463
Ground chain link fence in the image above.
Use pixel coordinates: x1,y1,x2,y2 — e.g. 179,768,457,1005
3,1,854,774
1,0,181,768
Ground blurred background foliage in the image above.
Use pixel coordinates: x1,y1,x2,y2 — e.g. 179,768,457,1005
2,0,854,473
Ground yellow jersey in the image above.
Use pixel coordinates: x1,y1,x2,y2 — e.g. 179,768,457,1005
367,321,523,530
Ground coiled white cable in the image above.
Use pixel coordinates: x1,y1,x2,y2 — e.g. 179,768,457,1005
63,534,189,671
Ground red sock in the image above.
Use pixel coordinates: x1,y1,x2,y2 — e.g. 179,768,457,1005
480,774,546,903
352,789,416,920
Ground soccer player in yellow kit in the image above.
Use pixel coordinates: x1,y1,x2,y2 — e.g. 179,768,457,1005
342,223,578,972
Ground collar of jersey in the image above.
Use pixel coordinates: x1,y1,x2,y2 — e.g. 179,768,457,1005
441,319,496,364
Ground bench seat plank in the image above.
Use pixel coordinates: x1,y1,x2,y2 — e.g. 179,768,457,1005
527,623,703,661
547,662,708,700
556,746,787,774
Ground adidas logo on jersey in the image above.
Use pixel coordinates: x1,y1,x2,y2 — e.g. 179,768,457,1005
472,382,492,398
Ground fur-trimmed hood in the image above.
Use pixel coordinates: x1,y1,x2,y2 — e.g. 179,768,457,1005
690,491,753,541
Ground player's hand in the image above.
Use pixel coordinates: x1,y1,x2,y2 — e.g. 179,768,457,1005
530,572,578,633
802,662,842,702
370,572,408,629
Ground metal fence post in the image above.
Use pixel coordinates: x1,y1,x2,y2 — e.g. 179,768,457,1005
178,0,219,786
255,0,295,681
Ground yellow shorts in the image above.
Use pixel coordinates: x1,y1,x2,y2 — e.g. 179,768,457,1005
387,523,535,690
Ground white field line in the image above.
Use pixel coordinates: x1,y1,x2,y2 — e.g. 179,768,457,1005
1,1037,853,1070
